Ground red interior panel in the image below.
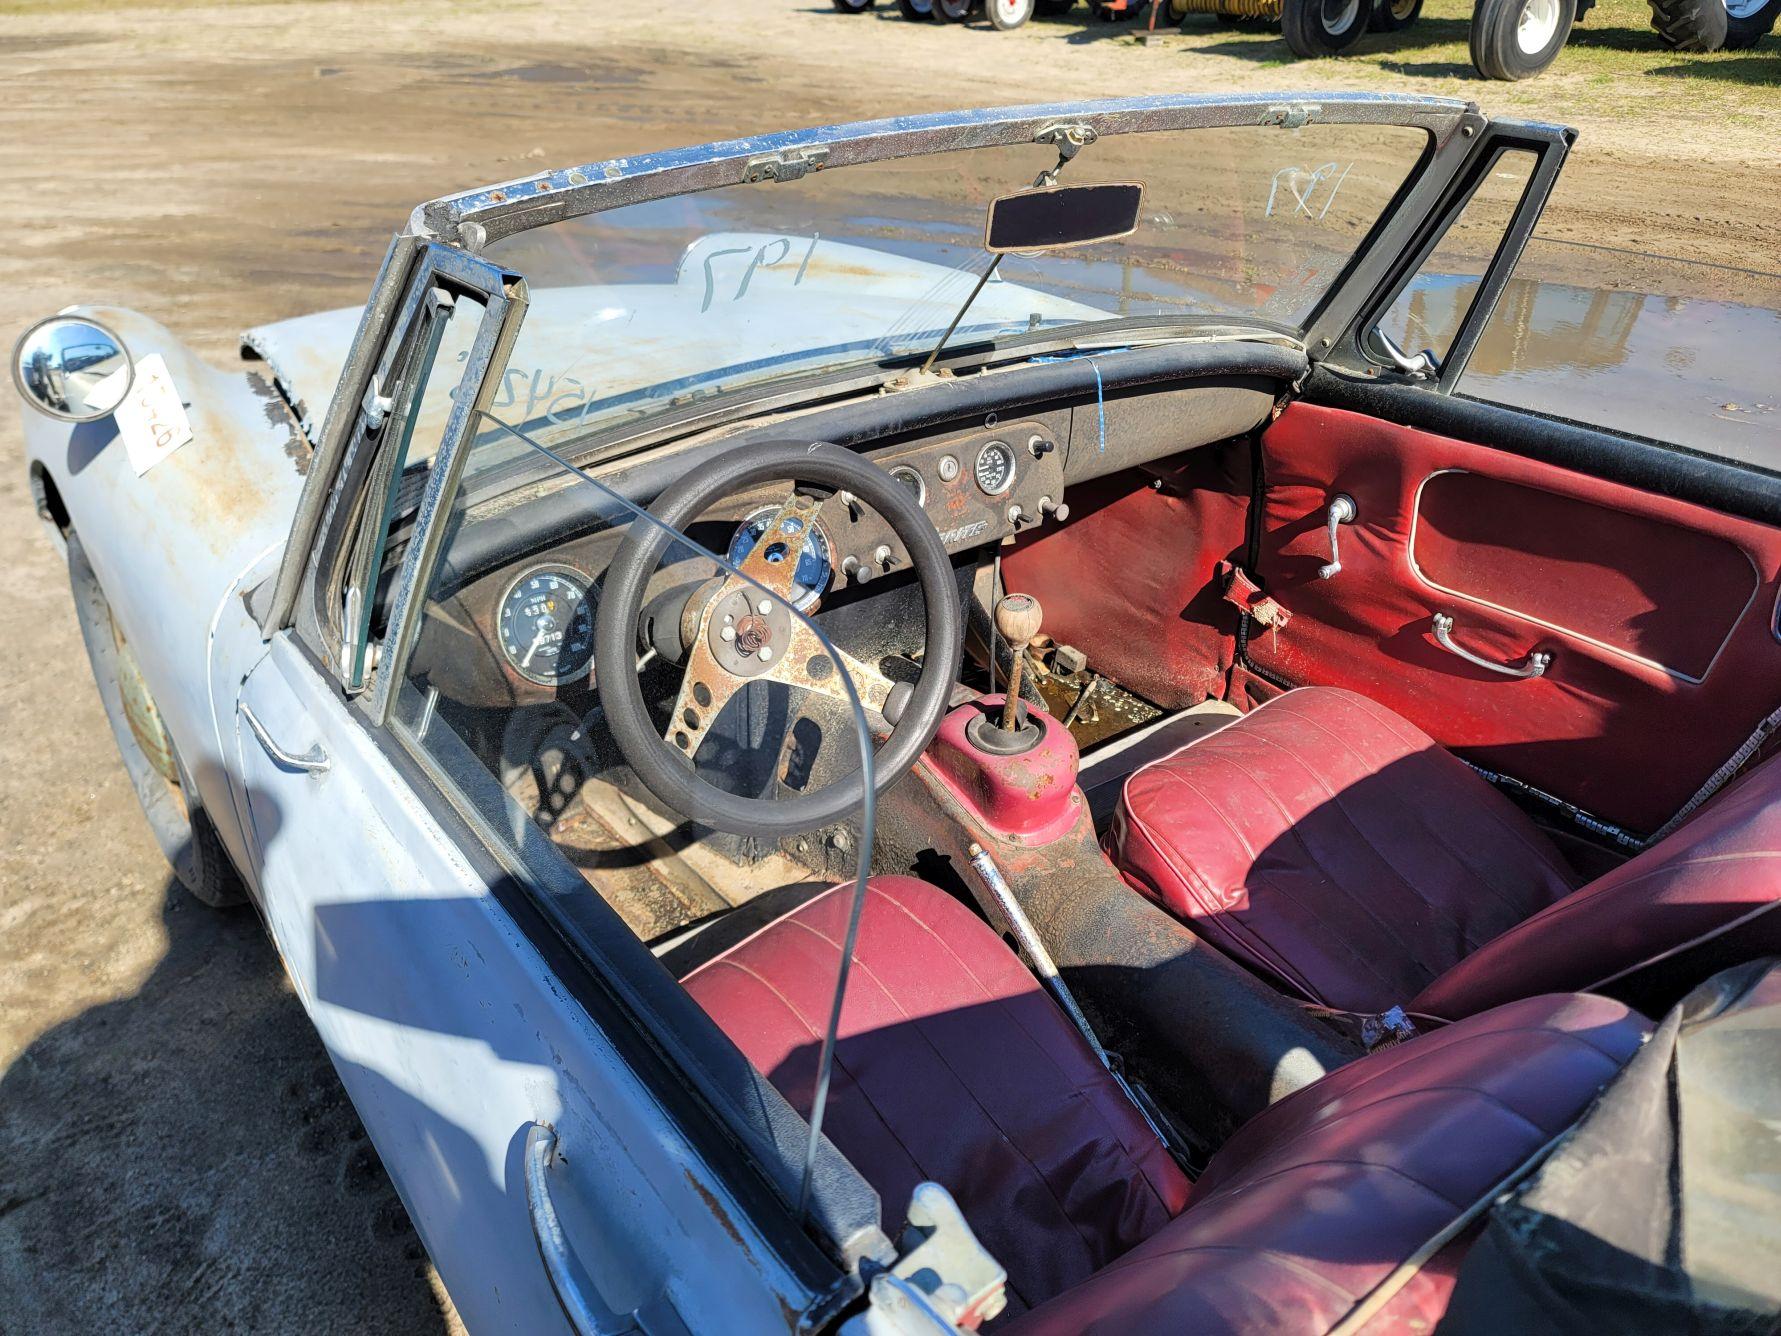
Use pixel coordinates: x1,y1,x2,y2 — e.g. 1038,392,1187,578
1413,470,1757,681
1251,402,1781,833
1001,445,1250,710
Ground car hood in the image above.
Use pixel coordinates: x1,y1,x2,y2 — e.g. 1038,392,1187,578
241,233,1107,444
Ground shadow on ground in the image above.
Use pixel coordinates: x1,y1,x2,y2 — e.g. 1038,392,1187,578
1648,53,1781,83
0,882,456,1334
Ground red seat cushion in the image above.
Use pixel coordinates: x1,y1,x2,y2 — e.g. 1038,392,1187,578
1108,687,1581,1013
680,876,1190,1317
1006,992,1651,1335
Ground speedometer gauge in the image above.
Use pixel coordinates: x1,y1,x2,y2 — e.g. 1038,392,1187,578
974,440,1016,496
498,565,595,686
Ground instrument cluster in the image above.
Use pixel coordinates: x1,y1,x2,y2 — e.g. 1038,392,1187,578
479,419,1072,693
833,419,1071,586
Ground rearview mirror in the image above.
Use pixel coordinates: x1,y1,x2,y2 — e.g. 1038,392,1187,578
984,182,1144,254
11,316,134,422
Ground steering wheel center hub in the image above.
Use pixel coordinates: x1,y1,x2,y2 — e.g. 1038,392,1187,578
709,587,793,676
735,615,770,653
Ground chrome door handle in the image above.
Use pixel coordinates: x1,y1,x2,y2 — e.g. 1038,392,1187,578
1372,327,1439,379
240,703,330,774
524,1123,646,1336
1318,494,1356,580
1431,613,1552,679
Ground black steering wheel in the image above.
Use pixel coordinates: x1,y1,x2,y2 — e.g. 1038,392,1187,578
594,440,963,838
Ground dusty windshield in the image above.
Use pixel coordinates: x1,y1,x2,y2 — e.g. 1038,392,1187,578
475,124,1428,451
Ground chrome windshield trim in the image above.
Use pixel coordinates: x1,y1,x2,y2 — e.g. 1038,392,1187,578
411,93,1476,247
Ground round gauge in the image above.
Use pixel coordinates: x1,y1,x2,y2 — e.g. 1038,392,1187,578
887,465,927,507
497,565,596,687
727,507,834,610
974,439,1017,496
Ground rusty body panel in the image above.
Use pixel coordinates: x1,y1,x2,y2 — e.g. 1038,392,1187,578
19,305,309,881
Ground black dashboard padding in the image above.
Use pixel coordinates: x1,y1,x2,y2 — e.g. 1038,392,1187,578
1307,366,1781,527
759,339,1304,446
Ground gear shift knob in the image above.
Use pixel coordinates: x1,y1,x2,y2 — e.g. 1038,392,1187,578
995,592,1043,645
995,594,1043,732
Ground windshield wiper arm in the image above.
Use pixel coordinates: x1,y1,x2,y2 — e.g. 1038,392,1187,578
917,124,1093,375
917,255,1006,375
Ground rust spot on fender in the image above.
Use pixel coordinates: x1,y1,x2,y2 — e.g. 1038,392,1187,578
247,369,312,475
683,1168,750,1254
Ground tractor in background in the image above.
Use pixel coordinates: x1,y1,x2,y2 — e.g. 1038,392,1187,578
832,0,1779,78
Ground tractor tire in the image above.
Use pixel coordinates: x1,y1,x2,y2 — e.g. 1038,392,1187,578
989,0,1037,24
831,0,876,11
1470,0,1574,77
1724,0,1781,45
936,0,976,18
1036,0,1078,11
1370,0,1424,28
1282,0,1370,53
897,0,936,16
1650,0,1780,48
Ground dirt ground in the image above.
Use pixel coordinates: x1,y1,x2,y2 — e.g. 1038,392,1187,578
0,1,1776,1331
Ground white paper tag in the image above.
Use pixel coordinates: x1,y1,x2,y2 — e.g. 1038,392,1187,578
113,354,194,476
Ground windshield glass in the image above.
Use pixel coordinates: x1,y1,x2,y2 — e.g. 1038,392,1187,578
479,124,1428,453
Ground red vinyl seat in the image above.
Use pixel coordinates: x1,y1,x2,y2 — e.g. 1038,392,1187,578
679,876,1191,1319
1005,990,1649,1334
682,877,1650,1330
1108,686,1781,1020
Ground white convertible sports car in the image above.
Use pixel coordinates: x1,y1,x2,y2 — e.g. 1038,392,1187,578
13,94,1781,1333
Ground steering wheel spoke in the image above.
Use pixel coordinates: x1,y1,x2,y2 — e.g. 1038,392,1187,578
734,490,825,603
663,636,746,759
772,619,895,716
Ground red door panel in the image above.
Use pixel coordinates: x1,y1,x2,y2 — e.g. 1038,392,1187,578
1251,402,1781,833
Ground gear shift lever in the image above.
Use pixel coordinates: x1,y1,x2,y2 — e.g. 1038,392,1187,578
996,593,1044,731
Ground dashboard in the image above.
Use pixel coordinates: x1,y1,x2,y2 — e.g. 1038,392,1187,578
406,369,1285,709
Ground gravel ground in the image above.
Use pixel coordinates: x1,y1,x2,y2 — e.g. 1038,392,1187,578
0,2,1775,1331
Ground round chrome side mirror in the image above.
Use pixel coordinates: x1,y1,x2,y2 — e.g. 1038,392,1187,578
11,316,134,422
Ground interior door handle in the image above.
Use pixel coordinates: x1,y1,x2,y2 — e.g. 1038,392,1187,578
524,1123,647,1336
1431,613,1552,680
1318,494,1356,580
240,703,330,773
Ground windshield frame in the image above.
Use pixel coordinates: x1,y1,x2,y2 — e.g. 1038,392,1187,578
272,94,1491,637
415,93,1473,248
421,95,1479,471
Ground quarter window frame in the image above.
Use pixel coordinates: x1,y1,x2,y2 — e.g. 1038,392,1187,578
293,242,525,711
1331,123,1571,394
